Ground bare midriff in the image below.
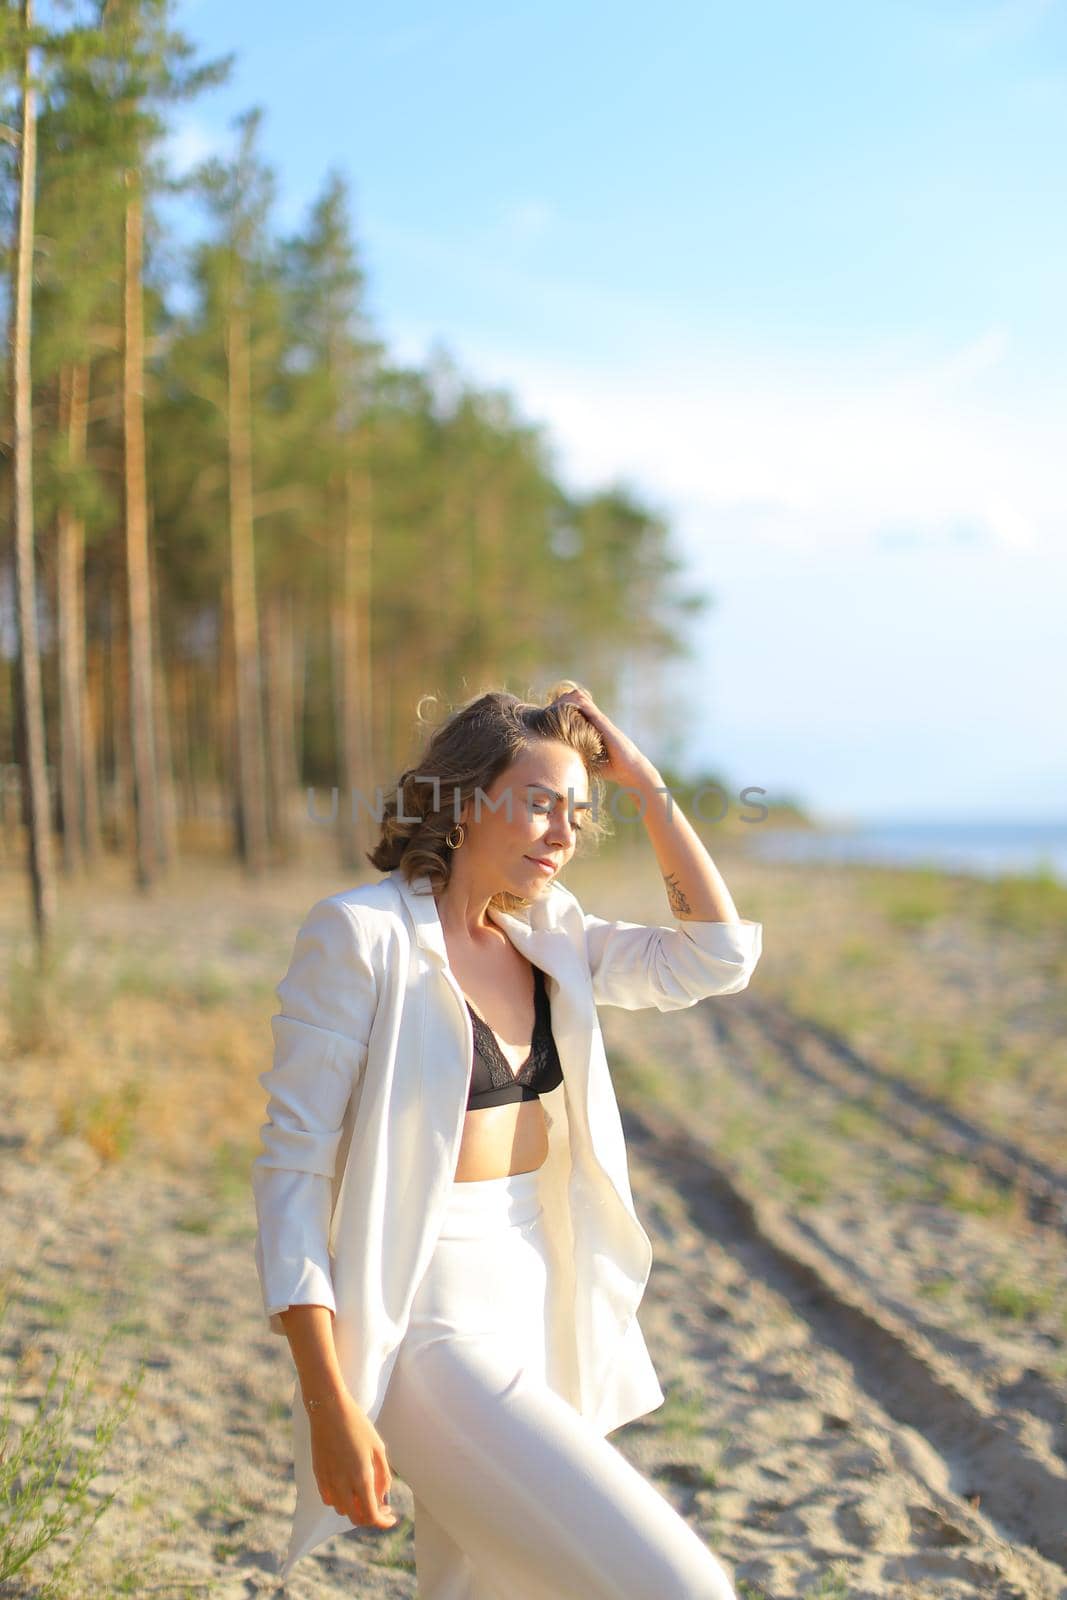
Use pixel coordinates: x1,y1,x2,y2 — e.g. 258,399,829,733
453,1098,550,1182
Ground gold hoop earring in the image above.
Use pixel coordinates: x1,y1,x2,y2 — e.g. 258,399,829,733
446,823,466,849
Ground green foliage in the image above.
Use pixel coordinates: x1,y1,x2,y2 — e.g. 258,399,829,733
916,1275,956,1300
773,1131,833,1206
864,859,1067,937
978,865,1067,933
3,933,78,1056
801,1561,853,1598
655,1380,708,1441
0,1317,145,1596
980,1272,1058,1322
870,865,952,929
1,0,709,825
365,1512,417,1571
838,937,879,971
934,1025,1000,1107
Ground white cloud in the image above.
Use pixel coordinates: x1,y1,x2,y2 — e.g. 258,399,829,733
897,325,1012,395
381,313,1067,818
373,218,1056,562
162,115,226,179
439,325,1054,556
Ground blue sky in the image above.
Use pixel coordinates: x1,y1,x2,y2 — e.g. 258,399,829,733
165,0,1065,823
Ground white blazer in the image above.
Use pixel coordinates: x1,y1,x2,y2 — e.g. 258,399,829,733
251,864,763,1579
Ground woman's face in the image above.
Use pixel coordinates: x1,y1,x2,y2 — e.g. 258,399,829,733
460,738,591,900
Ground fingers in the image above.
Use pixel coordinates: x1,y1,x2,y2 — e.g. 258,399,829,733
340,1475,385,1528
556,686,603,723
374,1442,393,1506
374,1445,396,1525
318,1468,397,1529
354,1459,396,1528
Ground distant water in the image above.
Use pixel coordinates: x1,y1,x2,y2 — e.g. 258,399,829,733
746,819,1067,885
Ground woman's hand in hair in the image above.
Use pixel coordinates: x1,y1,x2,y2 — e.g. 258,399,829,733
551,687,660,790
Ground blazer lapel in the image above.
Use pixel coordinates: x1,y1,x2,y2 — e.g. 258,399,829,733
391,866,594,1102
392,868,448,964
391,868,590,1025
486,904,592,1035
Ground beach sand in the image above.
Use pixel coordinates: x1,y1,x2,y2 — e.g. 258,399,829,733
1,847,1065,1597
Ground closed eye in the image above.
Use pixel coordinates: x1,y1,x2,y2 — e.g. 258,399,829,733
531,798,583,832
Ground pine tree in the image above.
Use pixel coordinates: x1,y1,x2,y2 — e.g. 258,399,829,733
3,0,56,950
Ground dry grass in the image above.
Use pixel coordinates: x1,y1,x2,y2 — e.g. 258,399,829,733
2,833,1064,1186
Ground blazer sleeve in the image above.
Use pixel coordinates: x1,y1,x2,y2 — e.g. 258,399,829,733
583,909,763,1010
251,895,377,1336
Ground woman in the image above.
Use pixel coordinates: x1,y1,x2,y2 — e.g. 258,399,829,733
252,682,763,1597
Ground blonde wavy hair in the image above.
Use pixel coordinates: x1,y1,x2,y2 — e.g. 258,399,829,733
366,681,612,913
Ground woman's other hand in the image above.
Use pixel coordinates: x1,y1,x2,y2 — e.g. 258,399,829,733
308,1391,398,1528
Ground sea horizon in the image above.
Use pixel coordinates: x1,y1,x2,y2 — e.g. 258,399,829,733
746,816,1067,885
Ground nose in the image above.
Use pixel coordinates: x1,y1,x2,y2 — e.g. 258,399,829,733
545,805,578,851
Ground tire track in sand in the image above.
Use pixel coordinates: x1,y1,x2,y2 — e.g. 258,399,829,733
619,1094,1067,1584
715,995,1067,1235
703,995,1067,1471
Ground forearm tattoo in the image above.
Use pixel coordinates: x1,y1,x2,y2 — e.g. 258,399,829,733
664,873,692,917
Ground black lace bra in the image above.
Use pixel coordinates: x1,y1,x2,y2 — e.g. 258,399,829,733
464,964,564,1110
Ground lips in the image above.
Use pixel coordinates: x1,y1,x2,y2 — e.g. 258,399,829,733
525,856,558,874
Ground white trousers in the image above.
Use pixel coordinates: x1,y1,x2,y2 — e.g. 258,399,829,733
374,1165,738,1600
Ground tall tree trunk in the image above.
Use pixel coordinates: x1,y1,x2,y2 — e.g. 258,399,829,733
376,637,392,794
109,567,134,854
185,657,205,823
0,654,15,860
123,173,159,888
9,0,55,950
226,284,269,872
329,573,345,855
83,627,103,863
472,473,505,691
169,657,192,823
217,579,240,854
341,448,374,864
437,478,465,692
291,598,307,799
57,360,93,877
263,588,299,862
56,366,81,876
368,560,389,801
147,499,178,867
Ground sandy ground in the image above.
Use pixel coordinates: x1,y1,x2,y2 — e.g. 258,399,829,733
1,845,1066,1598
